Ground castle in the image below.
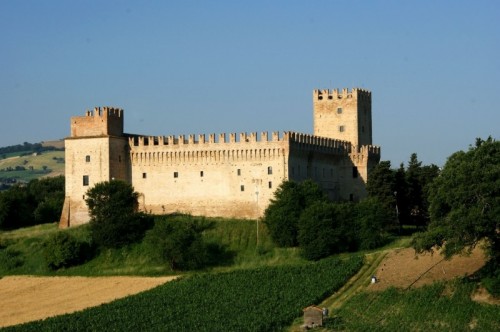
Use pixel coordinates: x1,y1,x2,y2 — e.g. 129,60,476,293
59,88,381,227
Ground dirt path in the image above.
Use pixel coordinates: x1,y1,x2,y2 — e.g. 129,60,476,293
368,246,486,291
0,276,177,328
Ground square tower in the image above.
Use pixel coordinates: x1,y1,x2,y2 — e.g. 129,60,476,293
60,107,130,227
313,88,372,149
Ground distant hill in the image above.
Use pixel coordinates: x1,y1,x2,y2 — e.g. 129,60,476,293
41,139,65,150
0,141,65,190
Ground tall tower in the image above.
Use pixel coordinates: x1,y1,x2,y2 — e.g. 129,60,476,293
313,87,379,201
313,88,372,149
59,107,130,228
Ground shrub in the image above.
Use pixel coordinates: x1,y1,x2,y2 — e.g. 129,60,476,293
0,247,24,270
43,232,91,270
146,216,214,270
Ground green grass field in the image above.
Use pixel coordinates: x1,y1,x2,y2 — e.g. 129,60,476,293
1,219,498,331
0,150,64,182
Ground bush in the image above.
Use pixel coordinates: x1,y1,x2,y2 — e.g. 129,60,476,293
90,212,152,249
0,247,24,270
146,216,214,270
43,232,91,270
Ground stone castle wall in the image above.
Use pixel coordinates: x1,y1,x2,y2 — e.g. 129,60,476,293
60,88,381,227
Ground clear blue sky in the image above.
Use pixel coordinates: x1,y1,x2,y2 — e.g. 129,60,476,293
1,0,498,167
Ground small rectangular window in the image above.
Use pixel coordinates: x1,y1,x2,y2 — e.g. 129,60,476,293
142,173,147,179
339,125,345,132
352,166,358,178
85,155,90,162
267,166,272,175
174,172,178,178
337,107,343,114
237,169,241,176
240,185,245,191
83,175,89,186
200,171,204,177
268,181,272,189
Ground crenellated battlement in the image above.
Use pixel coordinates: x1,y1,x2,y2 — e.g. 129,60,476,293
127,130,352,154
313,88,371,101
70,106,124,138
288,132,351,154
85,106,123,118
128,131,288,147
359,145,381,157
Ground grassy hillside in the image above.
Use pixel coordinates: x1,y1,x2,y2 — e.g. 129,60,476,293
0,217,305,277
333,281,499,331
2,220,498,331
0,150,64,183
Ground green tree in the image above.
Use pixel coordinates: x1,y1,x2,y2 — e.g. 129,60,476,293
146,216,213,270
298,201,356,260
263,180,327,247
366,160,397,211
412,137,500,264
85,180,151,248
0,185,32,229
355,197,393,250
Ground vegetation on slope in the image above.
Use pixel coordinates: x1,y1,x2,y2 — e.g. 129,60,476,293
334,281,499,331
3,256,363,332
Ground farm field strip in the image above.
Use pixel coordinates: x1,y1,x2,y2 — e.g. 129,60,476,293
3,256,363,331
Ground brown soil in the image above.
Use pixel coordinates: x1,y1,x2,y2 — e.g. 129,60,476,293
368,247,486,291
0,275,177,328
471,285,500,305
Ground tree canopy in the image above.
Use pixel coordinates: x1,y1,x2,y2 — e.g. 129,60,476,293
263,180,328,247
85,180,151,248
412,137,500,264
0,176,64,230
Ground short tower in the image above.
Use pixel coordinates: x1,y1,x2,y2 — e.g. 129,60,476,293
59,107,130,228
313,88,372,149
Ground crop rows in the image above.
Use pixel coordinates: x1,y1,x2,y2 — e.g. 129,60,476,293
335,281,499,331
5,256,363,331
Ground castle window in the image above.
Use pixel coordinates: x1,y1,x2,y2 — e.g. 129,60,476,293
85,155,90,162
142,172,147,179
268,181,272,189
240,185,245,192
337,108,342,114
83,175,89,186
174,172,178,178
328,95,333,100
267,166,272,175
339,125,345,132
237,169,241,176
318,96,323,100
200,171,204,177
352,166,358,178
